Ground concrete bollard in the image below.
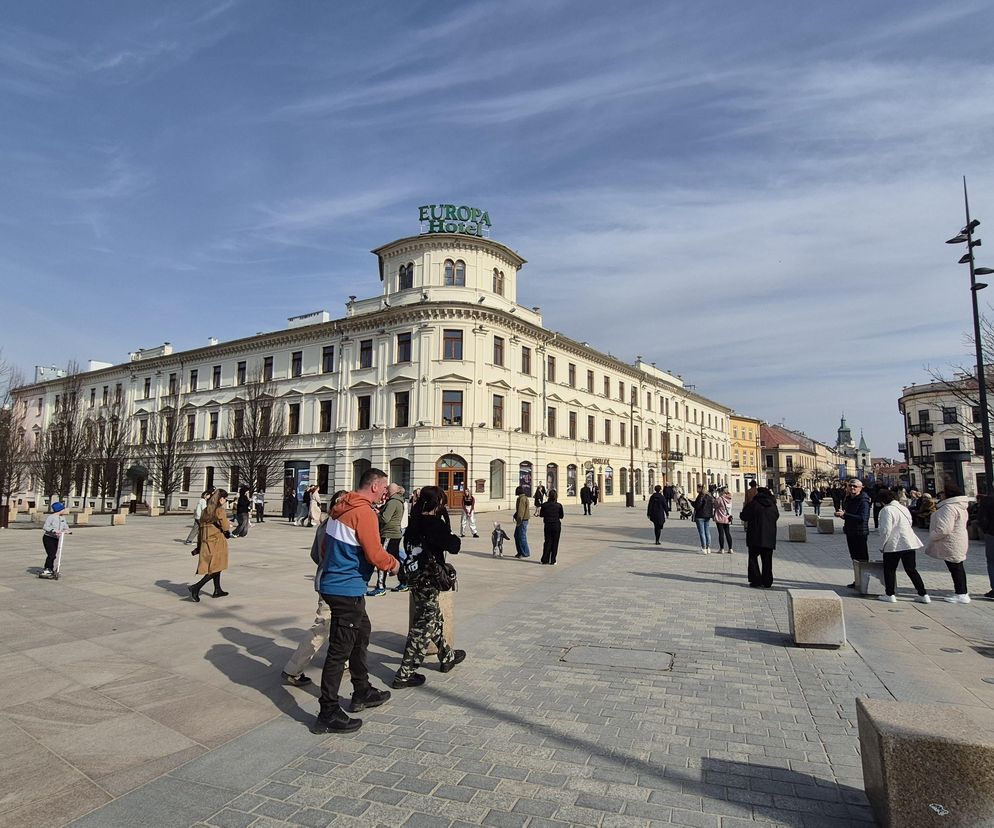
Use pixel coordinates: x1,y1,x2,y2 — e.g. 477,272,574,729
803,514,818,527
854,560,886,596
410,590,455,656
817,518,835,534
787,589,846,647
788,524,807,542
111,514,126,526
72,512,90,526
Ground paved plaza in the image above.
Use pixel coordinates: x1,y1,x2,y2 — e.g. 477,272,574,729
2,503,994,828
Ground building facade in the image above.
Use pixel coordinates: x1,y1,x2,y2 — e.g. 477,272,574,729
729,414,761,494
899,378,987,496
13,218,734,513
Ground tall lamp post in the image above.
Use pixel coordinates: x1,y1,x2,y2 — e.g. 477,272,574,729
626,389,635,507
946,177,994,495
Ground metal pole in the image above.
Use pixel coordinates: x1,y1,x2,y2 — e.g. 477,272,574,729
965,177,994,495
626,391,635,507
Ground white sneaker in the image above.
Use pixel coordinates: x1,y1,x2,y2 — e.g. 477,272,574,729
877,594,897,603
943,594,971,604
916,594,931,604
727,548,734,554
706,547,712,554
701,548,708,555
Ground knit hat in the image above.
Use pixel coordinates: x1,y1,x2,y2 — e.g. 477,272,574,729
52,502,65,513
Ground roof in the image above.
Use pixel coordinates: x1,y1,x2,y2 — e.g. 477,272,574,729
761,424,816,452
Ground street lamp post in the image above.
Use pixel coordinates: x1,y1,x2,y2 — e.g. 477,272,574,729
946,177,994,495
626,390,635,507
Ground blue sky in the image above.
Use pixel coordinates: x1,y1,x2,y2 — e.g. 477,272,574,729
2,1,994,456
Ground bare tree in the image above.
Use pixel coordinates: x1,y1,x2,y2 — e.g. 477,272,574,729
85,405,133,511
0,358,29,525
31,363,91,500
216,366,292,494
131,396,195,512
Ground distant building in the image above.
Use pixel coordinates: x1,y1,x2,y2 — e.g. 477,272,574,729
761,423,855,492
729,414,761,494
835,415,871,479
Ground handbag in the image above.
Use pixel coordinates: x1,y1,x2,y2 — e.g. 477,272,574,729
399,538,458,591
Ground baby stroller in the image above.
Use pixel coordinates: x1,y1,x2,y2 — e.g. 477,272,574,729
676,494,693,520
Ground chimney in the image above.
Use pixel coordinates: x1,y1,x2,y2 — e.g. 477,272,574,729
208,337,218,346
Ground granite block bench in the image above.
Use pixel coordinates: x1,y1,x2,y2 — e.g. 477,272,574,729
787,589,845,647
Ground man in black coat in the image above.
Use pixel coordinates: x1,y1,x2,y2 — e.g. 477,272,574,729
579,483,593,516
836,480,871,588
646,485,667,544
740,486,779,588
662,484,675,514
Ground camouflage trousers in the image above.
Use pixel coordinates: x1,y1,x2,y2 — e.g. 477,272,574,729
395,586,454,680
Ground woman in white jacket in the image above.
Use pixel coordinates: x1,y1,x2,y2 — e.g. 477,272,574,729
925,483,971,604
877,490,929,603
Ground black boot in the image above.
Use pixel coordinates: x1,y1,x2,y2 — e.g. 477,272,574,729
350,686,391,712
312,706,362,734
188,584,201,602
440,650,466,673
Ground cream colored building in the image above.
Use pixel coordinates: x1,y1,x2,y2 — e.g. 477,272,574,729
14,216,733,512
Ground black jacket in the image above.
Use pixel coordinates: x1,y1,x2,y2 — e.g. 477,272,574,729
538,501,564,524
404,513,461,567
580,485,593,504
740,490,779,549
693,493,715,520
647,492,667,525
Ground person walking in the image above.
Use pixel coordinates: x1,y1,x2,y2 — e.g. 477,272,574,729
392,486,465,689
185,489,212,544
296,486,311,526
713,486,734,554
647,485,667,544
977,493,994,600
512,486,532,558
369,484,405,597
188,490,231,601
282,490,348,687
740,486,778,588
663,483,675,514
791,484,805,517
459,490,479,538
837,479,871,588
580,482,593,516
829,483,844,513
925,483,972,604
39,502,70,579
307,486,322,528
692,484,715,554
253,489,266,523
539,489,564,564
877,489,930,603
312,469,399,733
810,488,823,517
283,489,297,524
533,484,546,516
232,485,251,538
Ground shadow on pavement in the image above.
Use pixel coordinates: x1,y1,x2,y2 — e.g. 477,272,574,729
155,578,194,597
713,625,790,646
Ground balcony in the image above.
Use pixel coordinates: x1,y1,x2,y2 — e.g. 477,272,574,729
897,442,907,454
909,423,934,436
731,461,740,468
665,451,684,462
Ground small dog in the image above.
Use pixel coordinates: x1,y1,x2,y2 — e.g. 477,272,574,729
491,523,511,557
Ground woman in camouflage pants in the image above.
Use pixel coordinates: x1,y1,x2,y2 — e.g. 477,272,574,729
391,486,466,688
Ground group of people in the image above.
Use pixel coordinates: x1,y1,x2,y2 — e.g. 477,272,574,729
284,485,323,527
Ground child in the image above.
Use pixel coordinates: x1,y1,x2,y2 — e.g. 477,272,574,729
40,502,70,579
491,523,511,557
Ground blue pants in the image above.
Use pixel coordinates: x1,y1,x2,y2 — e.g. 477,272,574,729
793,500,803,516
695,518,711,549
514,521,531,557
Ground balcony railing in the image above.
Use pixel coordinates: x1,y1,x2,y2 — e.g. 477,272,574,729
909,423,934,435
665,451,684,462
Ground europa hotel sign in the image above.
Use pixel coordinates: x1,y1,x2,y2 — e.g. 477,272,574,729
419,204,491,237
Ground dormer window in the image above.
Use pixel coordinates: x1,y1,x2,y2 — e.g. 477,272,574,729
444,259,466,286
398,263,413,290
493,268,505,295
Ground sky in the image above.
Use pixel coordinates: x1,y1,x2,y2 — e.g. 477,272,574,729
2,1,994,456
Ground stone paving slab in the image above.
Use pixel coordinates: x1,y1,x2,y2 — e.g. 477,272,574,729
2,506,994,826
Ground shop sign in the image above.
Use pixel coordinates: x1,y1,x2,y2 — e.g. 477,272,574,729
419,204,492,237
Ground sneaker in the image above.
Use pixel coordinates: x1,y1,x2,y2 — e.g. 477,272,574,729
440,649,466,673
391,584,409,592
943,594,971,604
281,671,312,687
472,533,479,538
391,673,426,689
39,569,54,579
985,590,994,600
366,588,387,597
916,594,932,604
350,687,391,712
727,549,734,554
877,594,897,603
701,548,708,555
311,707,362,734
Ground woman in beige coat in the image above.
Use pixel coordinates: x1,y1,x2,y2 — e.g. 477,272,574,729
189,489,231,601
308,485,322,526
925,483,971,604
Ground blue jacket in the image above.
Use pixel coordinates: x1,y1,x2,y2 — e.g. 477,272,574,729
315,493,395,597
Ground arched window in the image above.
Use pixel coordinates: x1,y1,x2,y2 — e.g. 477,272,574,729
352,458,371,490
546,463,558,493
493,268,505,295
676,470,682,486
454,259,465,286
518,461,533,495
635,468,642,496
620,467,628,496
566,464,577,497
490,459,505,500
604,465,614,496
389,458,411,494
444,259,454,285
398,263,413,291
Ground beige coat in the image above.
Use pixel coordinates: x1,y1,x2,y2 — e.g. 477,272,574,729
197,505,230,574
925,496,970,563
308,490,322,523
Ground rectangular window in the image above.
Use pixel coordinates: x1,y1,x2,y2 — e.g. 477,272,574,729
944,438,961,451
209,412,219,439
143,377,151,398
918,409,929,424
620,422,627,447
786,455,793,470
604,376,610,397
646,392,652,411
168,373,177,395
182,467,192,492
634,425,640,447
320,400,333,432
587,370,594,392
547,406,556,437
262,356,273,381
547,355,556,383
322,345,335,373
394,391,409,427
212,365,221,389
493,269,504,295
233,409,245,437
101,386,109,406
521,346,531,375
604,420,612,444
920,440,932,456
442,329,463,360
619,381,625,401
260,405,272,437
230,466,240,491
976,437,985,455
973,405,983,424
288,403,300,434
568,363,576,387
186,414,195,441
291,351,302,378
493,336,504,366
139,418,148,443
236,361,246,385
647,428,652,449
317,464,329,494
205,466,214,491
89,388,96,407
189,369,198,392
442,390,463,426
588,415,595,442
357,396,371,429
493,395,504,429
521,401,531,433
396,333,412,363
359,340,373,369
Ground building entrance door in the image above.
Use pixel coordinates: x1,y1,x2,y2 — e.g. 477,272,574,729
436,454,467,509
